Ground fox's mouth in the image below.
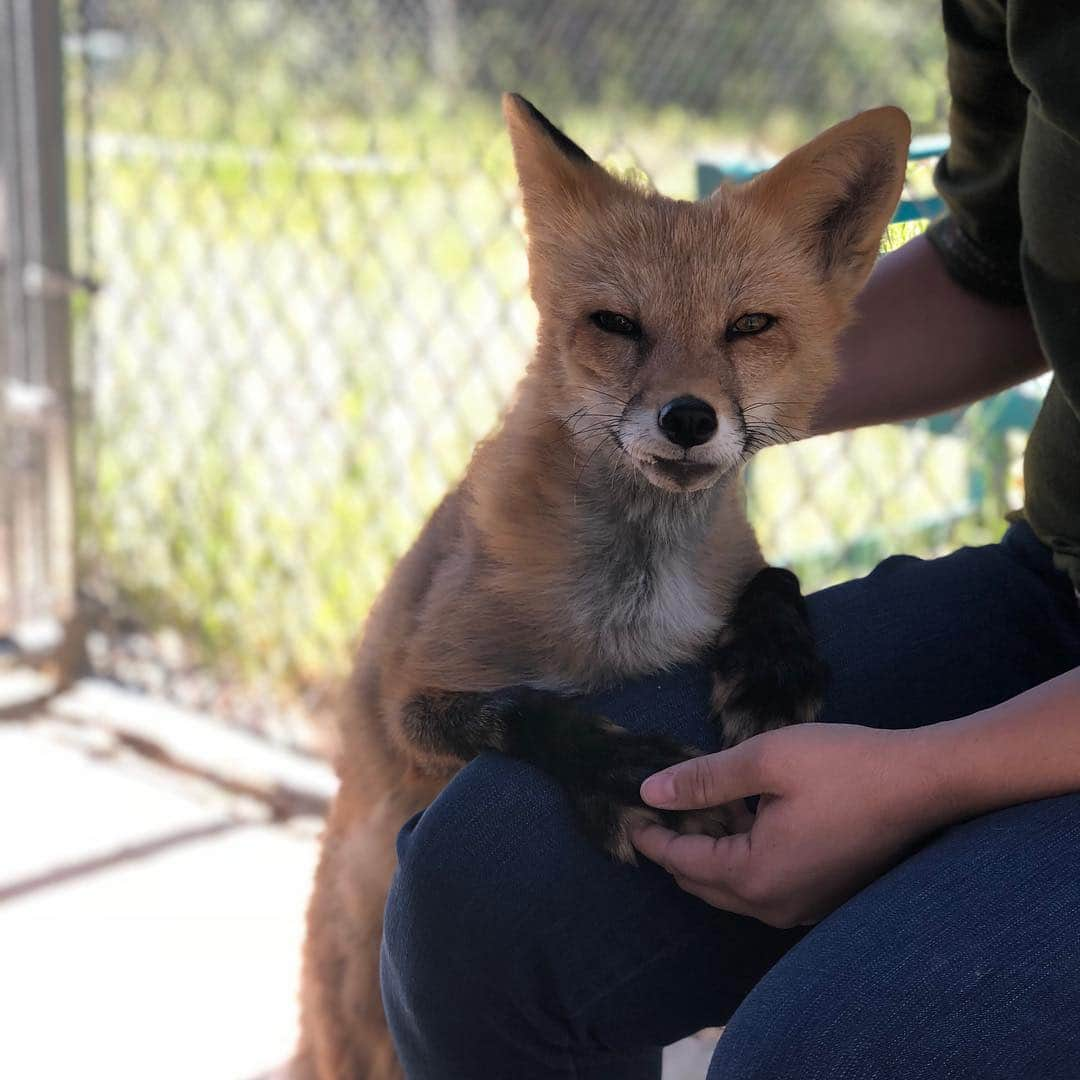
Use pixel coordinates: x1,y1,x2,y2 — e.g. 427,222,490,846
639,456,727,492
607,425,734,493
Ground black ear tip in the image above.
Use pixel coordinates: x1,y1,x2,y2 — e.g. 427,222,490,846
516,96,550,128
504,92,545,126
506,92,555,130
505,94,593,166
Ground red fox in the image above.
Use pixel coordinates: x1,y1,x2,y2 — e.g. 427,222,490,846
296,94,910,1079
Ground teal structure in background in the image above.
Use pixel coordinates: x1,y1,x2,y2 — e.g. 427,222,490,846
695,133,950,222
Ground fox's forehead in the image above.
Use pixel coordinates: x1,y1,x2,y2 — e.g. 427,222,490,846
564,193,804,316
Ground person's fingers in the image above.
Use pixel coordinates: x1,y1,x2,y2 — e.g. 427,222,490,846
721,799,756,834
677,800,755,840
640,738,770,810
678,803,756,842
631,822,752,885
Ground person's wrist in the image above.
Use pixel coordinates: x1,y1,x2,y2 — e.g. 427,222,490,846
880,723,976,833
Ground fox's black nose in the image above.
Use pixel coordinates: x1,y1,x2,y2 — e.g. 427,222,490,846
658,396,718,449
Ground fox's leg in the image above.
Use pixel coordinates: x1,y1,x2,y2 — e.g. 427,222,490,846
711,566,828,748
298,764,445,1080
404,689,732,863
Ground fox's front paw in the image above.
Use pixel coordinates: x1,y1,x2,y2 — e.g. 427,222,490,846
558,725,733,863
712,567,827,748
488,690,736,862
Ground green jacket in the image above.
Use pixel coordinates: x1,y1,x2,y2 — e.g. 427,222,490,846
926,0,1080,590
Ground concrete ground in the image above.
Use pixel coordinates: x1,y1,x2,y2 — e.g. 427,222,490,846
0,688,719,1079
0,713,318,1080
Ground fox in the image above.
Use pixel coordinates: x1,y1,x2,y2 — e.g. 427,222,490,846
295,94,911,1079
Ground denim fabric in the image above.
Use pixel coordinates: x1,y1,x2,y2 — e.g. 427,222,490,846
381,523,1080,1079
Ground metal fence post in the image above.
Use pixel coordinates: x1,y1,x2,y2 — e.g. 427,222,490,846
0,0,80,672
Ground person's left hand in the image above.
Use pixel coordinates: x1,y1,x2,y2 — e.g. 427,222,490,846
631,723,954,927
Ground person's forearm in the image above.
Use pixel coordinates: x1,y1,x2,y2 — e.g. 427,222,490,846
914,666,1080,827
813,234,1047,436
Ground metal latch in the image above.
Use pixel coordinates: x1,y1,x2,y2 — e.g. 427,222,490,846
22,262,101,298
4,380,56,420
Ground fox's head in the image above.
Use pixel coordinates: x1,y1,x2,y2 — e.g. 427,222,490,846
504,93,910,493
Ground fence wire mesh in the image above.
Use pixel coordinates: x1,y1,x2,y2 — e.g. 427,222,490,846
58,0,1036,745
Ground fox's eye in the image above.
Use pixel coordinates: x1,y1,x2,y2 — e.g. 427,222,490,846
727,313,775,339
590,310,641,338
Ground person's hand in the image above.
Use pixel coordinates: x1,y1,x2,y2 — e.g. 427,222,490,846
631,723,954,927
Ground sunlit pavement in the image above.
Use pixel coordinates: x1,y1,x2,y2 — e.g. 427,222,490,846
0,716,318,1080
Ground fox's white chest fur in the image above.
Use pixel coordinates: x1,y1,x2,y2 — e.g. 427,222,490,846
593,544,722,675
555,484,729,686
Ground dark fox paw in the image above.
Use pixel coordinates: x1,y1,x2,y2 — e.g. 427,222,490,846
576,794,736,865
558,724,735,863
712,567,828,748
488,688,737,863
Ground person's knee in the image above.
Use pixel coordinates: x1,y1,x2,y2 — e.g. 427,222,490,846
709,798,1080,1080
706,975,906,1080
382,753,570,1011
381,752,604,1071
705,873,939,1080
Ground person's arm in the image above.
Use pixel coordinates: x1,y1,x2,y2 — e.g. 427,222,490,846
812,233,1046,436
631,665,1080,928
814,0,1052,437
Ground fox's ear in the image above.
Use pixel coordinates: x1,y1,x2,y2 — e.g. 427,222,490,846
746,107,911,293
502,93,622,230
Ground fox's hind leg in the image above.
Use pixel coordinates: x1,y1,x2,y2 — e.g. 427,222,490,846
297,764,445,1080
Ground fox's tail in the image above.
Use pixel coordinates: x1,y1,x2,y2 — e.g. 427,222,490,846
296,767,439,1080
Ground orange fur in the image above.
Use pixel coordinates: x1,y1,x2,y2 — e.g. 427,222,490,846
295,97,910,1078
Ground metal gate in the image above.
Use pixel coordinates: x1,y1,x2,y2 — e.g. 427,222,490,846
0,0,78,669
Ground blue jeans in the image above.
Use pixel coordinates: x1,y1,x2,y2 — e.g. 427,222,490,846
381,523,1080,1079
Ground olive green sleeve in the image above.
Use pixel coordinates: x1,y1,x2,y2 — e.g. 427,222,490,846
1008,2,1080,588
925,0,1028,305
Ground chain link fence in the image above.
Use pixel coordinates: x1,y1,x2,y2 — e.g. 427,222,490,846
58,0,1035,746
